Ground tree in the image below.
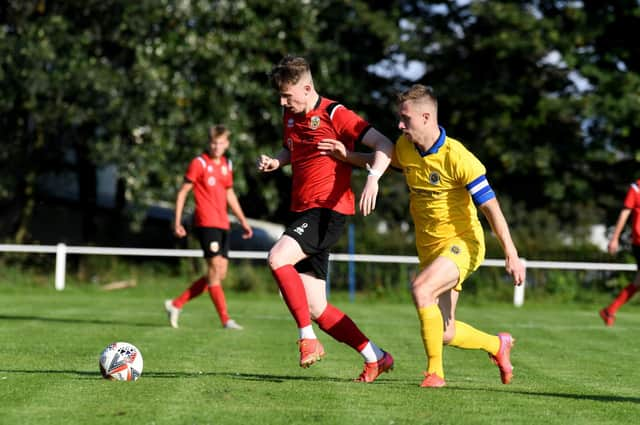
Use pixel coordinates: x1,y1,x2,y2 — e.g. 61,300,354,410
393,0,639,244
0,0,401,243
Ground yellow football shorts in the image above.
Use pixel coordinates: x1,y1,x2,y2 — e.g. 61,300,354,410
416,229,485,291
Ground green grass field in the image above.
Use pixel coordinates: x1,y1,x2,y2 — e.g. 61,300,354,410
1,280,639,425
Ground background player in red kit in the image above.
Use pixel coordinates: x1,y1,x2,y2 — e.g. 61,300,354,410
165,124,253,330
257,55,395,382
600,178,640,326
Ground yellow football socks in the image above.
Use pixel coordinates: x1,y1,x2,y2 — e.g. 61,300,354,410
417,304,445,378
448,320,500,355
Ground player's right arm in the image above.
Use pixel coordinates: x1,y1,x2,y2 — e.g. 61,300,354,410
257,148,291,172
174,181,193,238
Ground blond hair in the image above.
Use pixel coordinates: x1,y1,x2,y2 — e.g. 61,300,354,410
397,84,438,109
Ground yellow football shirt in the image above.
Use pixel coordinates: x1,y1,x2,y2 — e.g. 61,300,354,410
395,129,490,250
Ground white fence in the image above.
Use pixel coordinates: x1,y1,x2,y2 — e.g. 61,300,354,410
1,244,637,306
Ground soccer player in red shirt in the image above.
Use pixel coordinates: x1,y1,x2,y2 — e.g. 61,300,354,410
257,55,395,383
600,179,640,326
164,124,253,330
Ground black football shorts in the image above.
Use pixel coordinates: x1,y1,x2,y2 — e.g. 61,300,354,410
194,227,230,258
283,208,346,280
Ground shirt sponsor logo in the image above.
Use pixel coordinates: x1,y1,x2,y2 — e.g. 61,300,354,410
309,116,320,130
293,222,308,235
207,176,216,186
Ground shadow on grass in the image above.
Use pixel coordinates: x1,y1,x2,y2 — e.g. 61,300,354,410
0,314,161,328
450,385,640,404
3,368,640,404
0,368,351,383
147,371,349,383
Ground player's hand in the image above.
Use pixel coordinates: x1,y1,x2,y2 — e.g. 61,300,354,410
174,224,187,238
607,239,619,255
359,176,379,216
318,138,347,162
241,223,253,239
257,155,280,172
505,256,526,286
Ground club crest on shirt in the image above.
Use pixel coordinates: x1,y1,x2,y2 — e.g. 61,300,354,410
207,176,216,186
207,165,213,173
429,172,440,185
209,241,220,253
309,116,320,130
287,118,294,128
450,245,461,255
221,165,228,176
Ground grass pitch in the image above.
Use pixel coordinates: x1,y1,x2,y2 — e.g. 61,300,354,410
1,280,639,425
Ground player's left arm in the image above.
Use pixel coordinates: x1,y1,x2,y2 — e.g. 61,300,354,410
478,196,525,286
318,139,372,167
318,137,401,170
226,188,253,239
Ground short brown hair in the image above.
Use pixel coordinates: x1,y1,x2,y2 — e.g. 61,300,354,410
209,124,229,140
397,84,438,108
269,55,311,90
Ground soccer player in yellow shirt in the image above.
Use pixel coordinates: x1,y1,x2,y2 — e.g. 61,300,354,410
318,84,525,388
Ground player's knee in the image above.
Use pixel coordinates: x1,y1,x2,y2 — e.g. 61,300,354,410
442,328,455,344
411,278,432,298
308,301,326,320
267,251,286,270
209,265,226,281
309,307,322,321
410,275,424,292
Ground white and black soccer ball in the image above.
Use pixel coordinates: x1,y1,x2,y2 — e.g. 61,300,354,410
99,342,143,381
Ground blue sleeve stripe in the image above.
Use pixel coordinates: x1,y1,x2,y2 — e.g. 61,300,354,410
472,185,495,205
466,175,486,190
466,175,495,205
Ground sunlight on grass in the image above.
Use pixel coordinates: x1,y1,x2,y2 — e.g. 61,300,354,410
1,281,640,424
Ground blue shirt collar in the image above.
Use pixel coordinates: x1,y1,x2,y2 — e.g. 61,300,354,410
415,126,446,157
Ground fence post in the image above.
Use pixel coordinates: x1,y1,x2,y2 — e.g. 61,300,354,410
55,243,67,291
513,258,526,307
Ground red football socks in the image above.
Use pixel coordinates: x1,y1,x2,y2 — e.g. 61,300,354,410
607,283,639,313
208,284,230,325
272,265,312,328
316,304,369,352
173,276,207,309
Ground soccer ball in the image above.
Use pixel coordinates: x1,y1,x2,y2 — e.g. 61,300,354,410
99,342,143,381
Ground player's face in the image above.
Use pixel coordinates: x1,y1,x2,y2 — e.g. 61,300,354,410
397,101,425,143
209,134,229,158
279,80,310,114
